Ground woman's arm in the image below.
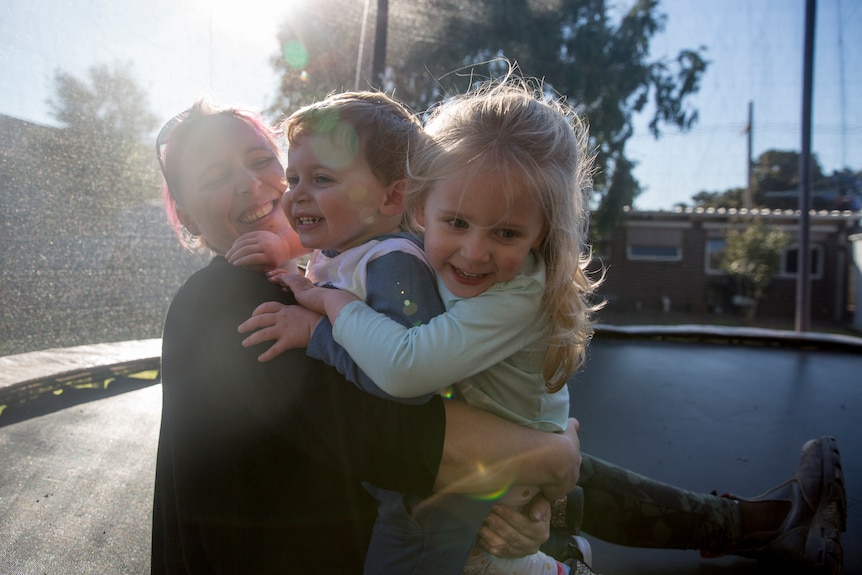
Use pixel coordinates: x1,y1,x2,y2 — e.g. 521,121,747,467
176,259,578,497
437,400,580,499
168,259,443,494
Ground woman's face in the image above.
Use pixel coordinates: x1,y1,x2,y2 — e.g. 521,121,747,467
174,117,289,255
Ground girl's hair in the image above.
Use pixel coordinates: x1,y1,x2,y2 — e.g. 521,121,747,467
158,99,282,252
281,91,424,188
408,76,603,392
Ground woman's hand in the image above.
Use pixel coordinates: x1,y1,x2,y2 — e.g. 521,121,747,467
537,418,581,501
237,301,322,361
477,496,551,558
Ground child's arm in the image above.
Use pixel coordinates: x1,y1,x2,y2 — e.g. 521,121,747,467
267,247,446,402
226,226,309,271
270,272,358,321
330,275,544,398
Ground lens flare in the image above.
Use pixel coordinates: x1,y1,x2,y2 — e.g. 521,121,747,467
402,299,418,316
470,484,511,502
465,462,514,501
282,41,308,69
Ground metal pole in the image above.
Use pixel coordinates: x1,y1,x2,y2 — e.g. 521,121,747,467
746,101,753,210
796,0,816,332
354,0,371,90
371,0,389,89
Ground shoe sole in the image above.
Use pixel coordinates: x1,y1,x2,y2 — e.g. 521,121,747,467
805,436,846,574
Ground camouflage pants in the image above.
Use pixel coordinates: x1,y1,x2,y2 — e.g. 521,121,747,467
577,454,741,552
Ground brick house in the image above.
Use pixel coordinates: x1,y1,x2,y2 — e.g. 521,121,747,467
595,207,862,323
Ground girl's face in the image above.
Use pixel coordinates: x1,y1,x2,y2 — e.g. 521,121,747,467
283,134,404,253
416,170,546,299
174,117,288,255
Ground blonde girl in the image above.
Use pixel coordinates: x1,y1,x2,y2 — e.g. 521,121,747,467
280,75,601,575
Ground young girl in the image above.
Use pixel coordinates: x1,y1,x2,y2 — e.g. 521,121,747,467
276,77,601,575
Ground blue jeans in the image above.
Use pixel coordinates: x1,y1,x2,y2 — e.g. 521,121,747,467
363,483,495,575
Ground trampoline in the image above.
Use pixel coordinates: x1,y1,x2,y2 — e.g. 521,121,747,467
0,327,859,574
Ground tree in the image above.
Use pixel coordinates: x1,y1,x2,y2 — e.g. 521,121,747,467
32,62,159,227
721,219,789,322
268,1,371,115
751,149,825,208
268,0,707,236
690,187,745,209
3,63,206,356
685,149,828,210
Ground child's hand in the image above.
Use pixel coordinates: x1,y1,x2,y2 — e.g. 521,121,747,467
268,269,313,291
227,230,290,271
237,301,323,361
268,273,327,314
271,273,360,322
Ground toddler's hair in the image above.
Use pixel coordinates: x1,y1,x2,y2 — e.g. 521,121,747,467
159,99,282,252
408,76,602,392
281,91,423,188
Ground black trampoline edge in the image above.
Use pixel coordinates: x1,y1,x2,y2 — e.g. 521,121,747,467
593,323,862,353
2,325,860,426
0,356,161,427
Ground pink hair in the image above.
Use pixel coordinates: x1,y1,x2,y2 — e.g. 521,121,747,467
158,100,281,251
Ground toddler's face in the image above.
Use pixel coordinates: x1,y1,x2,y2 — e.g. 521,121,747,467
283,134,403,253
416,171,545,299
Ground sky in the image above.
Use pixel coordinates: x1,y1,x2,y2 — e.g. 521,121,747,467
1,0,859,211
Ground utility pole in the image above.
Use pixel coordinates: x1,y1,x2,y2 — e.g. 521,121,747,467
354,0,371,91
371,0,389,89
796,0,816,332
746,101,753,210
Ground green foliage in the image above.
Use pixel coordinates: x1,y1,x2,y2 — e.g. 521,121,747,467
268,1,369,115
686,149,827,210
30,62,160,226
2,63,206,355
721,219,789,320
268,0,707,237
751,149,825,206
691,188,745,209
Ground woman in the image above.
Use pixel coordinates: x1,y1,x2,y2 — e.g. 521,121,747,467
150,101,580,574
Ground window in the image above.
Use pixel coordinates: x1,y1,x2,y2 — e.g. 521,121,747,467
780,245,824,279
705,238,727,274
705,238,823,280
626,227,683,261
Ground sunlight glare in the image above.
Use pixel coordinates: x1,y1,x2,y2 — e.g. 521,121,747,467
195,0,298,46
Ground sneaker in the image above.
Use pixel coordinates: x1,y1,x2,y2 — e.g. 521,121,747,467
561,536,601,574
567,535,593,567
716,436,846,574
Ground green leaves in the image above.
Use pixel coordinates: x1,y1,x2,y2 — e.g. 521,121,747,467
268,0,708,237
721,219,790,319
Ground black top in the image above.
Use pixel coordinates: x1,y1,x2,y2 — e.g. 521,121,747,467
151,257,445,574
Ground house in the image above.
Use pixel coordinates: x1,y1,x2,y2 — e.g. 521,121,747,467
595,207,862,323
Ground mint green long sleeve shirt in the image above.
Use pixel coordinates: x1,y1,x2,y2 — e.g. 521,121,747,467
331,251,569,432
